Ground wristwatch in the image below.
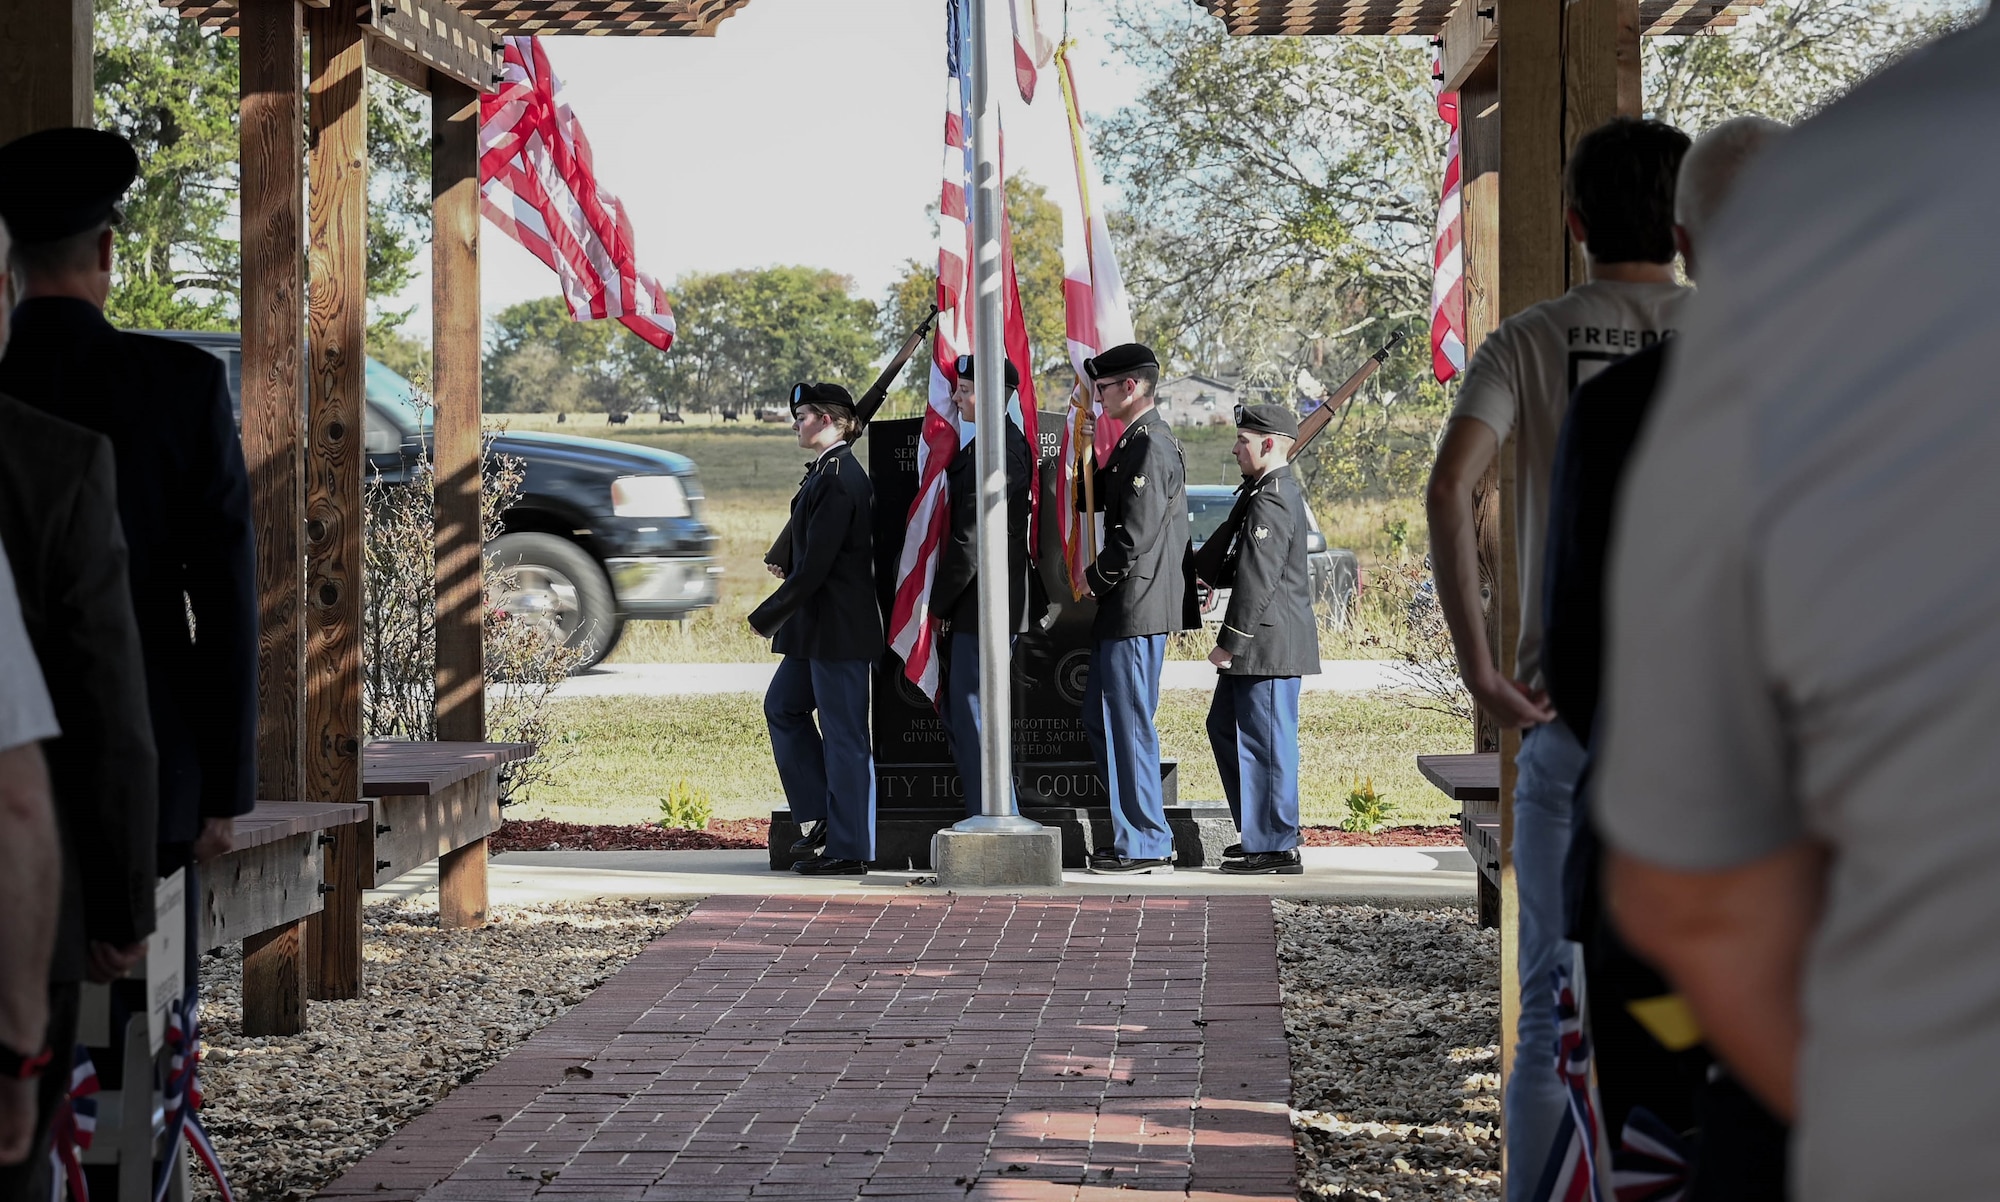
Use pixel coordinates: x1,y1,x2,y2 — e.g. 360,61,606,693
0,1042,51,1081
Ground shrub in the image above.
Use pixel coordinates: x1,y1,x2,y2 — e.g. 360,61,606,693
1340,776,1394,833
657,780,714,831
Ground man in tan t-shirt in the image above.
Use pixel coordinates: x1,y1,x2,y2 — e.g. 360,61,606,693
1423,116,1690,1197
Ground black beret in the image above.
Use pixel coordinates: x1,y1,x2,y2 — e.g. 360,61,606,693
1234,402,1300,440
953,354,1020,391
1082,342,1158,381
0,128,138,246
789,381,856,416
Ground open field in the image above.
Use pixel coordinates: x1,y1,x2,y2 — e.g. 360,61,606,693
508,689,1468,829
484,413,1430,664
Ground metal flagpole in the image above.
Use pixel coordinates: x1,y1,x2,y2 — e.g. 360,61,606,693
955,0,1037,837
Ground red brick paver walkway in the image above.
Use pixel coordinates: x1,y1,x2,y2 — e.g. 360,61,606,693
317,896,1294,1202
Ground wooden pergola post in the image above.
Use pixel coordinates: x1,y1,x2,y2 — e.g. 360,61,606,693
305,1,371,1001
0,0,92,144
239,0,311,1035
431,74,490,929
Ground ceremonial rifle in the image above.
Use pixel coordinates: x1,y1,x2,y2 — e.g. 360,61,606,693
1191,330,1408,587
764,304,941,573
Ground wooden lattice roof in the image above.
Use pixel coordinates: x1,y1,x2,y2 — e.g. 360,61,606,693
1196,0,1760,37
166,0,752,36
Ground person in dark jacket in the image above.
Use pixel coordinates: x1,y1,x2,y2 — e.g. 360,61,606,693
1078,343,1197,874
749,382,883,875
0,129,255,874
1204,404,1319,876
928,355,1035,817
0,213,158,1202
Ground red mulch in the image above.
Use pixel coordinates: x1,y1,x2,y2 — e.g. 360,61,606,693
493,817,1463,853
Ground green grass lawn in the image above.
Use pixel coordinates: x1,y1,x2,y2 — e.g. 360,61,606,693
509,689,1468,829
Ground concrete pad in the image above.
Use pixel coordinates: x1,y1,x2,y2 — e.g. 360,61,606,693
367,845,1474,907
932,827,1064,887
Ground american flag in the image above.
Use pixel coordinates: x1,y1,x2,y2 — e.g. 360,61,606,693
1053,42,1134,598
887,0,1040,701
1429,47,1466,384
1008,0,1054,103
479,37,676,351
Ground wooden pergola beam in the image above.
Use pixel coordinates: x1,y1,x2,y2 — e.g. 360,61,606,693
0,0,92,143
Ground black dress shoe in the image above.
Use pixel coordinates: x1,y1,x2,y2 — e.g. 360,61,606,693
791,856,867,876
1222,843,1246,860
1086,856,1174,876
789,820,828,856
1217,850,1303,875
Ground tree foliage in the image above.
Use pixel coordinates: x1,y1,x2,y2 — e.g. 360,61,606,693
91,0,432,334
484,296,638,415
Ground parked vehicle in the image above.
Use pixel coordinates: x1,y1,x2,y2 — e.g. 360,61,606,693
153,331,720,669
1185,483,1359,630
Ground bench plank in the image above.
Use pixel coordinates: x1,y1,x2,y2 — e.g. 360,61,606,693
1417,752,1500,802
204,832,324,950
235,799,372,849
363,740,531,797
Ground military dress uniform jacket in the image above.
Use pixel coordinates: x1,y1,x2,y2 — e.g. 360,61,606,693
749,444,883,661
0,396,159,980
929,422,1033,635
0,298,255,848
1083,408,1198,639
1213,465,1320,678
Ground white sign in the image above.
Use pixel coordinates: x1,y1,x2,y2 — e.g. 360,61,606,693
144,868,187,1054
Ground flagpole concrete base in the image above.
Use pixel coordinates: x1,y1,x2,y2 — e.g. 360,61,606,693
932,826,1063,888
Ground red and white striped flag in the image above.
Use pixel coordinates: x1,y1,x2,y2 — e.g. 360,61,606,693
1008,0,1054,103
1429,49,1466,383
479,37,676,351
1052,43,1134,598
887,0,1040,701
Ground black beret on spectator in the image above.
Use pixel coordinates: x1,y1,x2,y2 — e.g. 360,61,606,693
1234,402,1300,440
0,128,138,245
1082,342,1158,380
953,354,1020,391
789,381,857,417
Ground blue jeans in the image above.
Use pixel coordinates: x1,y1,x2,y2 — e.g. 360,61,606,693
943,630,1020,818
1082,635,1171,860
764,655,876,861
1506,718,1588,1200
1206,674,1303,854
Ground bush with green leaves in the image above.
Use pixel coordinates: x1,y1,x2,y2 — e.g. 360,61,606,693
1340,776,1395,834
657,780,715,832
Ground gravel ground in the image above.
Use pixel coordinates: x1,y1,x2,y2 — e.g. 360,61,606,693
190,899,691,1201
1274,901,1502,1200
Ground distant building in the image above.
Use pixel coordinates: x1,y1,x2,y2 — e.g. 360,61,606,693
1154,373,1239,427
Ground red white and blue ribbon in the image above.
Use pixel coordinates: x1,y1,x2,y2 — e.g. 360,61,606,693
1610,1105,1691,1202
46,1044,100,1202
1533,960,1609,1202
154,991,234,1202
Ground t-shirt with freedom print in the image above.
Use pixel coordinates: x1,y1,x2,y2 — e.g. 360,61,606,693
1448,278,1687,687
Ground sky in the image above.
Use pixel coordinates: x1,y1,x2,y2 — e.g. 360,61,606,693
407,0,1154,334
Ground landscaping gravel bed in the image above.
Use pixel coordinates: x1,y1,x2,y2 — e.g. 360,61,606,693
1274,901,1502,1200
189,899,691,1201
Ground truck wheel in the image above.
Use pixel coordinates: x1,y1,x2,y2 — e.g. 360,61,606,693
486,532,622,671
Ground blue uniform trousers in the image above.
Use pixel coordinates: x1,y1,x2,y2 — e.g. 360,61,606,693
1206,674,1303,854
1082,635,1172,859
943,630,1019,818
765,655,876,861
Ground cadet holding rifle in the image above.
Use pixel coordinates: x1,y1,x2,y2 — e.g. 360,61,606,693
1204,405,1318,875
750,384,881,876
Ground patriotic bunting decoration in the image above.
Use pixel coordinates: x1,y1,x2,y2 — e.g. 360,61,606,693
1611,1106,1692,1202
1052,43,1135,598
887,0,1041,701
1429,46,1467,383
1008,0,1055,103
47,1045,100,1202
155,990,235,1202
480,37,677,351
1533,960,1610,1202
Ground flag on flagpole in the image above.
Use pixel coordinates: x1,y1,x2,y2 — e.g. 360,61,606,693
1052,42,1134,598
479,37,677,351
1008,0,1054,103
1429,47,1467,383
998,135,1041,555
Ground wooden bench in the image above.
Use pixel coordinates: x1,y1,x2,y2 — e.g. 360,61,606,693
1418,752,1500,928
360,740,531,923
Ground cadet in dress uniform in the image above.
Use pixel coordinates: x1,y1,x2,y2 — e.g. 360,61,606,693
1078,343,1197,874
749,383,883,875
0,130,256,877
1204,404,1320,875
928,355,1035,816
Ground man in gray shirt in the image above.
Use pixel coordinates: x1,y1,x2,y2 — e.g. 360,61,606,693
1598,17,2000,1199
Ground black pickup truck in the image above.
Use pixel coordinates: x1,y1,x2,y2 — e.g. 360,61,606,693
154,331,719,668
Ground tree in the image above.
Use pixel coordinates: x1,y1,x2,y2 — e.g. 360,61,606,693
91,0,433,332
484,296,636,414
